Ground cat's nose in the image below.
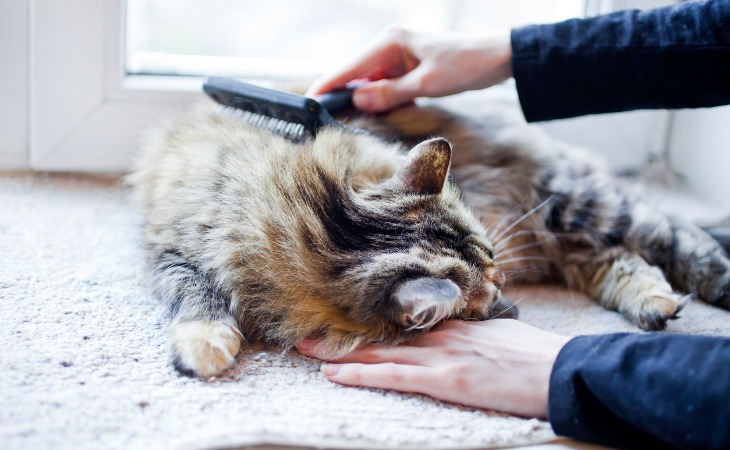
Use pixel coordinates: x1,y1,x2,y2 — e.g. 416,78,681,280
391,277,461,329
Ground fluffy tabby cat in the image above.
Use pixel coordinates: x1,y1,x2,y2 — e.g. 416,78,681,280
129,91,730,377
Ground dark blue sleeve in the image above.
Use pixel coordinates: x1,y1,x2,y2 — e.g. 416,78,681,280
511,0,730,122
549,333,730,450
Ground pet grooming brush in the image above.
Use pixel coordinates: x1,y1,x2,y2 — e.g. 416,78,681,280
203,76,361,142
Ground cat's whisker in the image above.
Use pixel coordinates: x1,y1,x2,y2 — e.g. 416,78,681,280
494,229,538,251
494,230,540,255
497,256,554,265
494,228,582,252
494,240,546,258
487,203,528,240
487,296,525,320
493,231,519,252
501,263,552,275
492,196,553,244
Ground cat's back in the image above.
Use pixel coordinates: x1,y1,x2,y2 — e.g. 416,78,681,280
128,106,307,269
129,105,405,269
130,106,293,213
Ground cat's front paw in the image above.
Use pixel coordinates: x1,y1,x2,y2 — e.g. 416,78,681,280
169,320,242,377
634,294,687,331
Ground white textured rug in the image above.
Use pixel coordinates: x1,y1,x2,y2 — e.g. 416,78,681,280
2,174,729,450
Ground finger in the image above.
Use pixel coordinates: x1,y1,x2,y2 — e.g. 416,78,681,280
307,65,384,98
305,44,401,97
322,362,443,396
306,26,415,97
351,69,424,112
297,339,434,366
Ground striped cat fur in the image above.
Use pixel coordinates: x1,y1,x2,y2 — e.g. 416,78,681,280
129,95,730,377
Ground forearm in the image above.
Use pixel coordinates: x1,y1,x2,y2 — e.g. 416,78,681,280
549,333,730,449
511,0,730,122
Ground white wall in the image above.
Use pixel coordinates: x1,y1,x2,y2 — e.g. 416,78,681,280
537,110,669,172
0,1,29,170
670,106,730,210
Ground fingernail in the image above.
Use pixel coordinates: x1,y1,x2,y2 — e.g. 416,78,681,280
321,364,341,377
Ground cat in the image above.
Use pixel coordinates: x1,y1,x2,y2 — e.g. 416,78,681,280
129,91,730,378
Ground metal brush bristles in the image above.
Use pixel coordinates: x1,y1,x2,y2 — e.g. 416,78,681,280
216,105,309,143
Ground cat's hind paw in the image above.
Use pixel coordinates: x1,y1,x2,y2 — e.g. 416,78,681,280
169,320,242,378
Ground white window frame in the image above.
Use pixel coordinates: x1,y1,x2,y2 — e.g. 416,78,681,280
4,0,677,175
26,0,202,172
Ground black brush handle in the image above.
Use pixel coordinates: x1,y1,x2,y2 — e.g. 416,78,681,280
203,76,336,135
318,87,356,113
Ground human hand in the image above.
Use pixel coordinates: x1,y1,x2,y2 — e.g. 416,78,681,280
306,26,513,112
297,319,571,418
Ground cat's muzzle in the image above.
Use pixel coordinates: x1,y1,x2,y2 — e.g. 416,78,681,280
392,277,461,331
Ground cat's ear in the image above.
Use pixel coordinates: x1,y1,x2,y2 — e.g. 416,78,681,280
396,138,452,195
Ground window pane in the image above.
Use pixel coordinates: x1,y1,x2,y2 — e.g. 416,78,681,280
126,0,584,79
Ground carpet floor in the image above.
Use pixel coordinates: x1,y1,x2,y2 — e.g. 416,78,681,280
1,173,729,450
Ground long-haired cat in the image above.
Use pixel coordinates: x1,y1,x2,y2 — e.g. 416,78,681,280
129,92,730,377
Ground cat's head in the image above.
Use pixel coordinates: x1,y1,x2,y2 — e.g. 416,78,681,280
295,135,506,356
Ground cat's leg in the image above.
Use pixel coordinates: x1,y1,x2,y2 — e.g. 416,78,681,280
627,205,730,309
561,250,686,330
537,164,730,309
533,170,687,329
152,249,242,377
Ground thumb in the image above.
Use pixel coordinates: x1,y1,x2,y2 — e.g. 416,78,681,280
352,72,423,112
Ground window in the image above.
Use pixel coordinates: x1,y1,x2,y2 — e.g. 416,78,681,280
125,0,584,80
17,0,702,194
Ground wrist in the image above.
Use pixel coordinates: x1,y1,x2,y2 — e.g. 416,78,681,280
531,334,572,418
490,30,513,84
473,31,513,90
